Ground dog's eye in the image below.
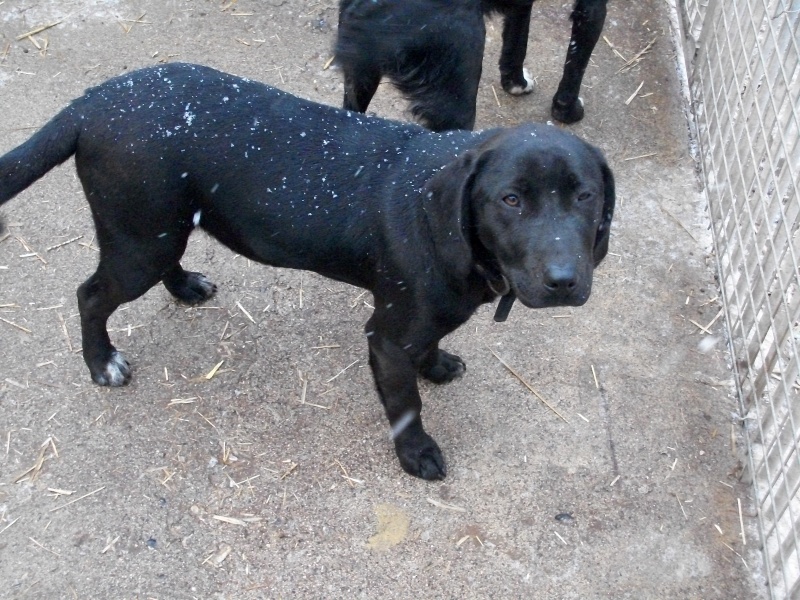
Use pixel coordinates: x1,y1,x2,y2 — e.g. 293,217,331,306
502,194,520,207
577,191,593,202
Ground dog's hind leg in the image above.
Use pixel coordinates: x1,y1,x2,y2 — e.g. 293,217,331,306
77,237,188,386
162,266,217,305
408,55,482,131
342,63,381,114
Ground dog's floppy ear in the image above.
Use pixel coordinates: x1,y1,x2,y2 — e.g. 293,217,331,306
593,151,615,267
422,149,485,278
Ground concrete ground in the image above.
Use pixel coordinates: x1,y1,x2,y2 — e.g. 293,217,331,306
0,0,765,598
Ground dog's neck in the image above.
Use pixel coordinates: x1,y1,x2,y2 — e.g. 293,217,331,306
471,246,516,323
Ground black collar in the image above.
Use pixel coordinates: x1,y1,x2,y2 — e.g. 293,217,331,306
474,262,516,322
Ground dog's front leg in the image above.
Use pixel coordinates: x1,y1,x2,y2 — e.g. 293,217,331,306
418,344,466,384
551,0,607,123
499,3,535,95
367,331,447,480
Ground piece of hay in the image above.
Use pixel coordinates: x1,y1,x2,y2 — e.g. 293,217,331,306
212,515,247,527
49,486,106,512
490,349,569,423
16,21,62,41
426,497,466,513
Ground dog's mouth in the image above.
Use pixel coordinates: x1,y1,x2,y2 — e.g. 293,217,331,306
478,261,592,321
514,288,590,309
506,267,592,310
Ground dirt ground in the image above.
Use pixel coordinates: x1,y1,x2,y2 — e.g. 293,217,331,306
0,1,766,598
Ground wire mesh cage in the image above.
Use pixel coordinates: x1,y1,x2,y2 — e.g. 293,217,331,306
678,0,800,597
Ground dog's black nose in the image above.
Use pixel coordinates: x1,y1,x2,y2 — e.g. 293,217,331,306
543,265,577,295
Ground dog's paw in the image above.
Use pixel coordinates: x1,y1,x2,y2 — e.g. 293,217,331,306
395,432,447,480
551,96,585,124
91,351,131,387
166,271,217,305
503,68,535,96
421,350,466,384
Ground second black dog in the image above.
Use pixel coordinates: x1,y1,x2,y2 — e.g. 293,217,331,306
336,0,608,130
0,63,614,479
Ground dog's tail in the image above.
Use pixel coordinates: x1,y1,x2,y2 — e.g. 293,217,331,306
0,104,81,208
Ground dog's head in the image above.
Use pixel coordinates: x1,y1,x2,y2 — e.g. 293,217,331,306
425,124,614,309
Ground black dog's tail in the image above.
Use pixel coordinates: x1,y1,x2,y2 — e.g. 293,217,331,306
0,104,82,208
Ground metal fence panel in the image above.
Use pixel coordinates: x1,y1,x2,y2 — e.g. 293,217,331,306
678,0,800,596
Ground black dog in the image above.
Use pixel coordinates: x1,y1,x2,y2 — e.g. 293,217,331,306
336,0,607,130
0,63,614,479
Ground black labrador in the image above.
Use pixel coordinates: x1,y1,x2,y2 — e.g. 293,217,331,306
336,0,608,130
0,63,614,480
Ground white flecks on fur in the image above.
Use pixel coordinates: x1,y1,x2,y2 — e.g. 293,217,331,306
181,172,188,178
193,210,202,226
210,183,219,194
183,103,196,126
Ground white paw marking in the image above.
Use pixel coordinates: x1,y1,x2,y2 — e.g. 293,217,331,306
193,274,216,296
100,351,130,387
508,68,535,95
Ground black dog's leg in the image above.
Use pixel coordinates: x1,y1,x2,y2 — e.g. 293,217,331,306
77,272,130,387
77,271,145,387
342,63,381,114
77,237,189,386
410,47,483,131
551,0,607,123
410,75,481,132
499,3,535,95
419,345,466,384
367,329,447,480
162,265,217,305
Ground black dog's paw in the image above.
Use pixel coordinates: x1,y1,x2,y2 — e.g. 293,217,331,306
395,432,447,480
421,350,466,384
90,351,131,387
502,68,535,96
166,271,217,305
551,96,585,124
